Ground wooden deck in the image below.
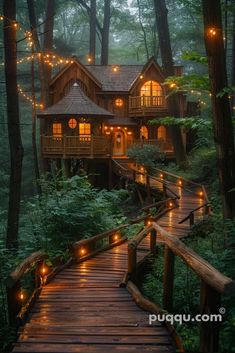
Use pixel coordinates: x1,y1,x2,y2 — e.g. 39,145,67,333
12,165,205,353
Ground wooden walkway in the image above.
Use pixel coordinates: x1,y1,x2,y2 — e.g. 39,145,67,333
12,166,204,353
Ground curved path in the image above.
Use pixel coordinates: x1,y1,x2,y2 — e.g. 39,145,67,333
13,168,204,353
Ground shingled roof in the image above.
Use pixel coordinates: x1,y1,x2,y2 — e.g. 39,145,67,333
38,83,114,118
85,65,143,92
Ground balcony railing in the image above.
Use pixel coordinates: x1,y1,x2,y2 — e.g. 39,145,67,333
41,135,111,157
129,96,167,116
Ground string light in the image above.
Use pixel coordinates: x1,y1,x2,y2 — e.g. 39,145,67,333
0,13,74,68
18,84,44,110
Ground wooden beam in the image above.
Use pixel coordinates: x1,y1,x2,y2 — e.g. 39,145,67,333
153,222,235,295
200,281,221,353
163,245,175,312
6,251,48,289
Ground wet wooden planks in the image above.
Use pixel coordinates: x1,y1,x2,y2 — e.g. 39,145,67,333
12,169,204,353
13,244,175,353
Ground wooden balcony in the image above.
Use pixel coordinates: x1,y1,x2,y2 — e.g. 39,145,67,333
129,96,168,117
41,135,112,158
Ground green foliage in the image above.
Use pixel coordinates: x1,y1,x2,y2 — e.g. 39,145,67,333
142,213,235,353
149,116,212,131
127,144,166,168
23,175,128,250
165,74,210,92
182,50,207,64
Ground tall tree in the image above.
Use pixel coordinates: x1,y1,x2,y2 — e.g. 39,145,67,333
154,0,187,166
75,0,111,65
43,0,55,82
202,0,235,219
89,0,96,63
232,9,235,94
100,0,111,65
31,43,42,195
3,0,24,249
27,0,50,107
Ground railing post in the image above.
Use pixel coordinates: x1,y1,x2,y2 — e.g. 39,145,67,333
128,243,137,280
200,281,221,353
150,229,157,254
133,170,136,181
189,212,194,227
146,175,151,203
6,281,21,326
163,245,175,312
163,183,167,197
91,135,94,158
63,135,66,158
205,204,211,216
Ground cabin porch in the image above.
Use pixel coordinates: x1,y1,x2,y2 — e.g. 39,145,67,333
41,134,174,158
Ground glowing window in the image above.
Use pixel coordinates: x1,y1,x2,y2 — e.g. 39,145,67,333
141,81,162,97
157,126,166,141
140,126,148,140
68,118,77,129
79,123,91,136
52,123,62,137
115,98,124,107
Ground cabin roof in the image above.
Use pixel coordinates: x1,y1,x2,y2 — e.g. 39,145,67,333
38,83,114,118
85,65,143,92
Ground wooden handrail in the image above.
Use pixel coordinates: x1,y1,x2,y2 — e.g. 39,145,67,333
142,198,177,212
127,221,235,352
151,166,210,204
6,251,48,289
130,165,180,199
178,202,211,226
152,222,235,295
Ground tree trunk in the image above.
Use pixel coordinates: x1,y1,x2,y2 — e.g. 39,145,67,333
154,0,187,166
202,0,235,219
101,0,110,65
89,0,96,64
27,0,51,174
4,0,24,249
43,0,55,83
137,0,149,60
27,0,50,107
232,11,235,108
31,44,42,195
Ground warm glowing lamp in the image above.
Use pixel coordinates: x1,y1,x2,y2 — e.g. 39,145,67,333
80,248,86,256
208,27,217,37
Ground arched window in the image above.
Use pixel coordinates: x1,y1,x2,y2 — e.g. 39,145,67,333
141,81,162,97
140,81,163,106
140,126,148,140
157,126,166,141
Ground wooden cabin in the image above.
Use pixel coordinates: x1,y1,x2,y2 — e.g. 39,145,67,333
38,57,190,175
